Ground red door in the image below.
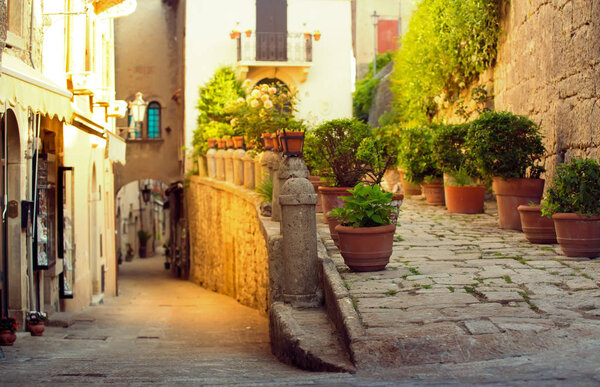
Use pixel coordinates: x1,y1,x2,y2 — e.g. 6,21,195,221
378,20,399,53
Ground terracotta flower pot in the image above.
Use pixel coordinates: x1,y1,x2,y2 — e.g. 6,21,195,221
552,213,600,257
398,170,422,196
0,330,17,346
217,138,226,149
280,130,305,156
207,138,217,149
271,133,282,152
233,136,245,149
309,176,326,213
226,138,235,148
245,30,252,38
314,33,321,41
318,186,352,224
335,224,396,272
262,133,274,150
28,321,45,336
444,185,485,214
326,213,341,247
517,205,557,244
492,177,545,231
422,180,445,205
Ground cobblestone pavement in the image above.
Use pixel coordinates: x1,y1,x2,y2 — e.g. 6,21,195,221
319,197,600,379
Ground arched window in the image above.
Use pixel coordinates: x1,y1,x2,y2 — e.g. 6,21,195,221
147,102,161,139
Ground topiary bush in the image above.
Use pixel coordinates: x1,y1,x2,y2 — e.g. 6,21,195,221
541,158,600,217
468,111,545,179
391,0,500,124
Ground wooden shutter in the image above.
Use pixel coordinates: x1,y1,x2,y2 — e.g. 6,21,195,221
256,0,287,61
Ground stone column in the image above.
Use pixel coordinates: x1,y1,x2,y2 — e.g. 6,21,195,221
261,150,274,183
271,152,283,221
216,149,226,181
233,149,245,186
207,148,217,178
197,156,207,177
225,148,235,183
243,152,255,189
279,159,319,307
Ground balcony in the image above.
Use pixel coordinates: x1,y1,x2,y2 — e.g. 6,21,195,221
67,72,99,95
235,32,313,83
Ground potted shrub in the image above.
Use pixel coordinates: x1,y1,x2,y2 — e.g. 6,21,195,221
433,123,485,213
331,183,396,271
0,317,18,346
26,311,48,336
313,31,321,41
398,124,443,205
230,30,240,39
541,158,600,257
138,230,151,258
517,203,557,244
245,29,252,38
469,111,545,230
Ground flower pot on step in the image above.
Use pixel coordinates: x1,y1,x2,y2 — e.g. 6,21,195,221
318,186,352,224
444,185,485,214
335,224,396,272
517,205,557,244
492,177,545,231
0,330,17,346
552,213,600,257
28,321,45,336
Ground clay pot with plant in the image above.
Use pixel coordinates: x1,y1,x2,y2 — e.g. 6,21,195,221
433,123,485,214
26,311,47,337
469,111,546,230
0,317,18,346
331,183,397,272
397,124,444,205
517,203,556,244
541,158,600,257
138,230,152,258
308,119,372,236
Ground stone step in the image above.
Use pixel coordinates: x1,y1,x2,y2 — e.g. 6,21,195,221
270,302,355,373
46,312,75,327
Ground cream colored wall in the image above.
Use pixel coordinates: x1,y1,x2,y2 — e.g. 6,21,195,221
184,0,353,155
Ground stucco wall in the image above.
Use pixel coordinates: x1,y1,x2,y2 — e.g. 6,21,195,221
187,177,271,314
492,0,600,178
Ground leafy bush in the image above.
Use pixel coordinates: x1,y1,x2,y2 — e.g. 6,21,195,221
357,125,400,184
353,52,395,122
432,123,481,185
0,317,18,333
255,175,273,203
468,111,545,179
541,158,600,217
397,124,442,183
330,183,394,227
192,121,233,157
309,118,372,187
391,0,500,123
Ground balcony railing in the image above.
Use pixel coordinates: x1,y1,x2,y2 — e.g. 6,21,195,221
236,32,312,63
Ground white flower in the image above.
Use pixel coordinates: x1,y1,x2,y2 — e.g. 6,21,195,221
264,100,273,109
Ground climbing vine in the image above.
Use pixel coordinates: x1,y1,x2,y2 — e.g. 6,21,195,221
390,0,500,124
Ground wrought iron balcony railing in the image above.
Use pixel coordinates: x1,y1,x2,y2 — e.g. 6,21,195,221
236,32,312,63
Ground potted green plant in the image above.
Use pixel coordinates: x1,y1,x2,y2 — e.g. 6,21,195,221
138,230,152,258
26,311,48,336
0,317,18,346
517,202,557,244
398,124,444,205
331,183,396,271
433,123,485,213
541,158,600,257
468,111,545,230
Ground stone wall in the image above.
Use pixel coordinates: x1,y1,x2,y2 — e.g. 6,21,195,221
187,176,272,314
493,0,600,179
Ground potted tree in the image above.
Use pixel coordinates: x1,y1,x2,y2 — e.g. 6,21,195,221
331,183,396,271
469,111,546,230
433,123,485,213
541,158,600,257
398,124,444,205
0,317,18,346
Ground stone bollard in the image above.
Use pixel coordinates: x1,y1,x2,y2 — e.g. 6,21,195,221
225,148,235,183
279,169,319,307
233,149,245,186
216,149,226,181
197,156,208,177
271,152,283,221
254,152,264,187
243,152,255,189
261,150,274,183
207,148,217,178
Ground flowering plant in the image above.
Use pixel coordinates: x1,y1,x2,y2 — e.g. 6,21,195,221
227,80,300,151
0,317,19,332
27,311,48,324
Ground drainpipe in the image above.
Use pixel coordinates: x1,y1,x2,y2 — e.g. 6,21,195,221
29,0,36,69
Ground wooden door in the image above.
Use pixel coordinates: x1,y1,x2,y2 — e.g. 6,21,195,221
256,0,287,61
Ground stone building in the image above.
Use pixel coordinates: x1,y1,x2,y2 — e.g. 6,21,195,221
0,0,129,326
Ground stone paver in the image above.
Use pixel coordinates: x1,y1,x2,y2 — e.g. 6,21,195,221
319,197,600,375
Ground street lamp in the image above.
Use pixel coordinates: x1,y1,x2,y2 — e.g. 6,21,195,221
141,185,151,204
371,11,380,76
129,92,147,139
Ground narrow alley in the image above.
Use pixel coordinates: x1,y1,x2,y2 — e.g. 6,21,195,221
0,256,356,384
